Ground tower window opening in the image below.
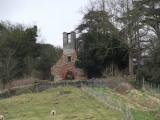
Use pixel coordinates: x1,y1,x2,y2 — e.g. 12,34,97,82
67,34,71,44
67,56,72,63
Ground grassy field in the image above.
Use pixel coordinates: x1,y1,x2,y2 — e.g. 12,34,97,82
92,87,160,120
0,87,122,120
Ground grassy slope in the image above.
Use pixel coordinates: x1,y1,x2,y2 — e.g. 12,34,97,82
93,87,160,120
0,87,122,120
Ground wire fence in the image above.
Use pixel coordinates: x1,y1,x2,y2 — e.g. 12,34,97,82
81,85,133,120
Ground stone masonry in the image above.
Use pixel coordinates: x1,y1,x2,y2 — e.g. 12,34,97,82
51,31,87,81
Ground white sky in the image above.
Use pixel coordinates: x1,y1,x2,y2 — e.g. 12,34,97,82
0,0,89,47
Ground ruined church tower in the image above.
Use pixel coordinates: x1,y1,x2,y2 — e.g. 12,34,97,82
63,32,77,54
51,31,86,81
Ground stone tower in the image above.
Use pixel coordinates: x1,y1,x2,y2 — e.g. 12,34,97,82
63,32,77,53
51,31,86,81
63,32,77,55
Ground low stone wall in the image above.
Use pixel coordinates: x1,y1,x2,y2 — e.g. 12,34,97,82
11,78,37,87
3,77,37,89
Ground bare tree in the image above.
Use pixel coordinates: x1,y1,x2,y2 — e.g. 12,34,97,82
0,48,18,89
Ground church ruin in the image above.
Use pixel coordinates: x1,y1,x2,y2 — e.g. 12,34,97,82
51,31,86,81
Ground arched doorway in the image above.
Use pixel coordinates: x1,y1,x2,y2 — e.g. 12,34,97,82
65,71,75,80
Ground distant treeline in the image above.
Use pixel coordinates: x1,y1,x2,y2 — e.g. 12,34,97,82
0,22,62,89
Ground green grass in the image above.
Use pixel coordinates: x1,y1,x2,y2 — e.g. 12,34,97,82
0,87,122,120
132,110,159,120
92,87,160,120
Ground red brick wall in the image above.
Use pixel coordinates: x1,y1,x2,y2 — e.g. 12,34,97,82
4,78,36,89
51,51,87,80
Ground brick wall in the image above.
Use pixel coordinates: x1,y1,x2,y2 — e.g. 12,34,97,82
51,51,87,81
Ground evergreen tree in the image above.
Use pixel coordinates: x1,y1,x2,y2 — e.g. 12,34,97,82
76,10,128,77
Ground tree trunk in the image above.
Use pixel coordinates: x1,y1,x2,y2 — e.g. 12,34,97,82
129,51,133,75
2,84,5,90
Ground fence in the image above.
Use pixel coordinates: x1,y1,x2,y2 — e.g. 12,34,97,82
0,79,134,119
0,79,109,99
81,85,133,120
143,80,160,90
0,80,87,99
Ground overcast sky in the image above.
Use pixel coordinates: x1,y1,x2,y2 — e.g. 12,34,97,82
0,0,89,47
